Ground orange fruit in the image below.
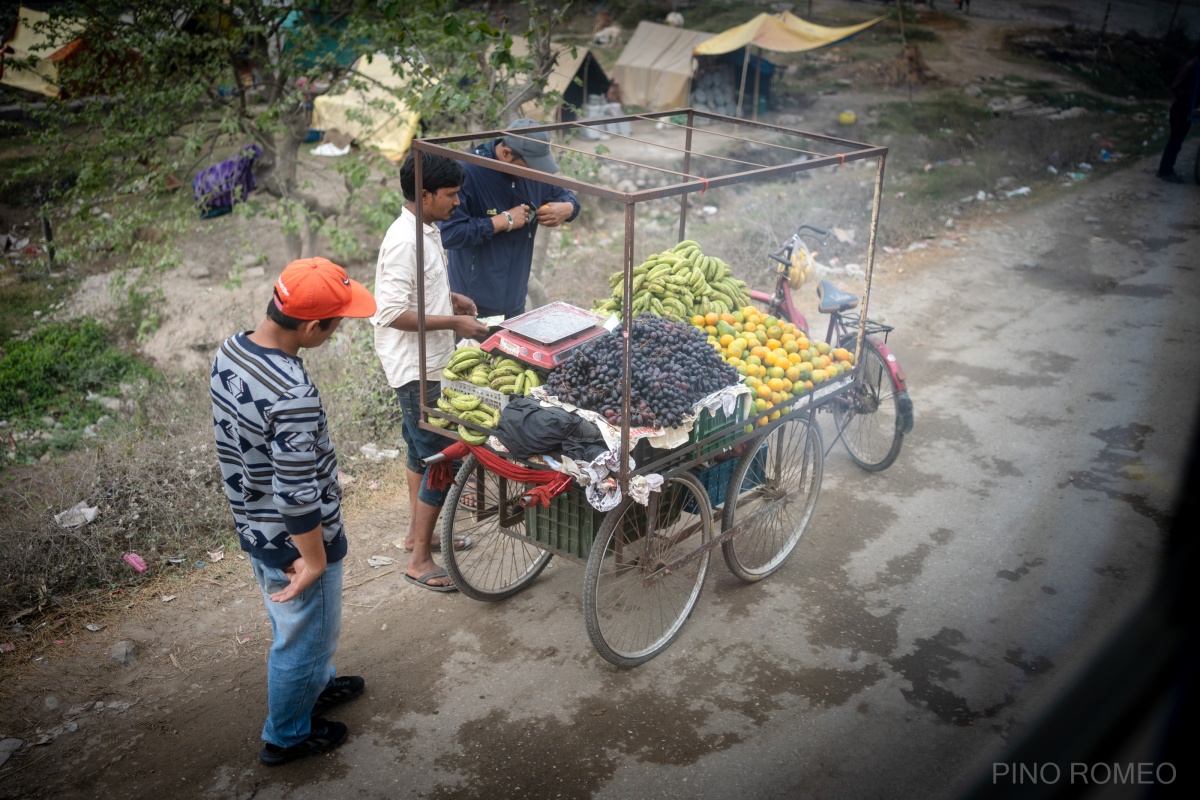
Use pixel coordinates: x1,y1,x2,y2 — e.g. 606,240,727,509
719,334,734,347
743,321,756,333
767,326,783,340
816,341,831,355
690,315,706,328
719,312,734,324
756,384,772,399
704,312,719,326
783,340,798,353
785,365,801,382
768,365,786,380
767,377,784,392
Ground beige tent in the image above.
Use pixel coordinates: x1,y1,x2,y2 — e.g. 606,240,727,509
310,53,421,162
612,21,713,111
1,5,85,98
504,39,611,122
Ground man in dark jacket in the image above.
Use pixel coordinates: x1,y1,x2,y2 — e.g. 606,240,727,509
439,119,580,319
1157,49,1199,184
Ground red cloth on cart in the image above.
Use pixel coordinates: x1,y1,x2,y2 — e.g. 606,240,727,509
427,442,574,507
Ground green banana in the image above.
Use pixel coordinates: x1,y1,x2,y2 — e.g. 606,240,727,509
450,394,481,411
458,425,488,445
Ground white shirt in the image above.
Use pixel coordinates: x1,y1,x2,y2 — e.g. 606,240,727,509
372,207,455,388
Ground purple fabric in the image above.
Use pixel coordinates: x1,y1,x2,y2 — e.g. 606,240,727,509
193,144,262,212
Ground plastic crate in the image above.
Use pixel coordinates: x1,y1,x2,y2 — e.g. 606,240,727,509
525,485,607,559
440,379,511,413
688,396,750,456
526,485,661,558
691,443,768,509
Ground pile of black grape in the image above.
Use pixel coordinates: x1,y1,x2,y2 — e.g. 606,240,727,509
545,314,741,428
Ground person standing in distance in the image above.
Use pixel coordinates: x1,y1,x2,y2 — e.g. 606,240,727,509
211,257,376,765
373,150,490,591
1156,45,1199,184
440,118,580,320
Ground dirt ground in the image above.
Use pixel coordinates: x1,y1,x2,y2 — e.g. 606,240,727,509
2,2,1199,798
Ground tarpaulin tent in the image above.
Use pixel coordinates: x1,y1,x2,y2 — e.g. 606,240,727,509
0,5,85,98
612,21,713,111
310,53,421,162
693,11,886,118
508,38,610,123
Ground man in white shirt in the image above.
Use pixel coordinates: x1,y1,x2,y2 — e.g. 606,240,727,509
372,151,490,592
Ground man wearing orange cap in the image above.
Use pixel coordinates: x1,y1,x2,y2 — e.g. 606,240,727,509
211,257,376,766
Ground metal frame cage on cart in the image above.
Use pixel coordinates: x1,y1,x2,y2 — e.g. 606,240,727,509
405,107,892,667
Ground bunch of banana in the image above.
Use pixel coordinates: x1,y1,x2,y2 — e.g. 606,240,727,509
591,240,752,322
441,346,490,383
435,388,500,444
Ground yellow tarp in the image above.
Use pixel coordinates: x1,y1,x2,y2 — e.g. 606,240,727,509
1,5,84,98
311,53,421,162
693,11,886,56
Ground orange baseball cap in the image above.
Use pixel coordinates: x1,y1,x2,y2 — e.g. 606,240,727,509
272,257,376,320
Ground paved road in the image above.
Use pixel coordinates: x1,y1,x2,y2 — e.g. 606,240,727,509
228,160,1196,799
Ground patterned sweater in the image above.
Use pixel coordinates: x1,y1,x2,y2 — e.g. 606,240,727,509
210,332,347,568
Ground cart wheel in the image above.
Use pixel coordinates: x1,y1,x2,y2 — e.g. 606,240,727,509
832,336,905,471
441,456,553,601
721,417,823,583
582,472,712,668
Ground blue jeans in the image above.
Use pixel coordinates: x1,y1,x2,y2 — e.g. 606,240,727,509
252,557,343,747
395,380,456,507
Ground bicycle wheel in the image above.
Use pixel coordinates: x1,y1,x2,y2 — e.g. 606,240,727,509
441,456,553,601
832,336,904,471
582,472,712,668
721,417,823,583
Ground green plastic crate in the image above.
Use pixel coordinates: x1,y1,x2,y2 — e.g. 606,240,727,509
525,485,607,559
689,396,750,456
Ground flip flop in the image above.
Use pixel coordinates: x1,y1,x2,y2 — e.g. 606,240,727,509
401,536,473,553
458,478,480,510
404,568,457,593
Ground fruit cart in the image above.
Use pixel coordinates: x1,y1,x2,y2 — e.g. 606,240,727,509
409,109,888,667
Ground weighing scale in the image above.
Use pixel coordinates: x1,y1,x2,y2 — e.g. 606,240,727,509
481,301,609,368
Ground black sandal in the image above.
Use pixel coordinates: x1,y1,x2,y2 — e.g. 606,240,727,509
311,675,364,718
258,718,348,766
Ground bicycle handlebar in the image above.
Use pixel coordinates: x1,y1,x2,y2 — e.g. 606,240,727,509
769,253,791,266
798,224,828,237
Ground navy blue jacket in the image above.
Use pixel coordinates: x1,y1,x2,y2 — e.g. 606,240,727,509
439,140,579,318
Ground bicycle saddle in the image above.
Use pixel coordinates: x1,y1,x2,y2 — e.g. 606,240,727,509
816,279,859,314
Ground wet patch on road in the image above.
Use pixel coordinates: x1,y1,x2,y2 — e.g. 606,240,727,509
996,557,1045,582
1004,647,1054,676
865,542,933,591
1093,564,1128,581
1058,423,1170,534
1090,280,1171,298
1017,413,1063,429
929,362,1029,389
1088,391,1115,402
1138,235,1186,252
888,627,1015,726
988,457,1023,478
915,411,979,448
427,654,881,796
